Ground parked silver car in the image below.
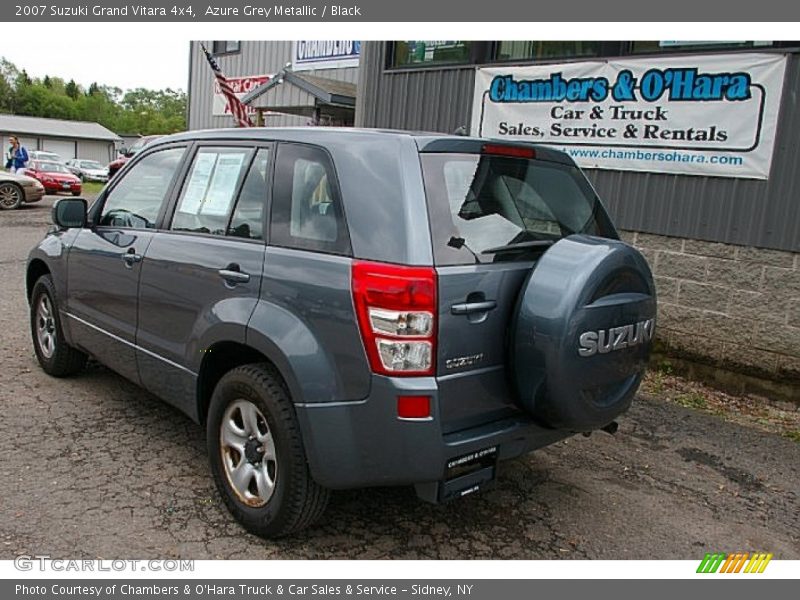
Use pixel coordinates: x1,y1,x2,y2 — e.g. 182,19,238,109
66,159,109,183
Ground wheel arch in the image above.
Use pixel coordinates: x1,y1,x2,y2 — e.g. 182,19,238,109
26,258,51,301
195,340,299,425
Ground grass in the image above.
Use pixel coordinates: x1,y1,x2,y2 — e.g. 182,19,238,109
674,392,707,410
80,181,105,197
784,430,800,443
647,360,673,395
640,365,800,443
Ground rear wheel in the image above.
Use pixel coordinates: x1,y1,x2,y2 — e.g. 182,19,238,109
30,275,87,376
0,182,23,210
207,363,329,538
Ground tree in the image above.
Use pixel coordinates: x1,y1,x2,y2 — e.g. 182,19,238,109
0,56,186,134
16,69,31,87
64,79,80,100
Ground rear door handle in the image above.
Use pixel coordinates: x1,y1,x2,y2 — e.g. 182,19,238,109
451,300,497,315
218,264,250,284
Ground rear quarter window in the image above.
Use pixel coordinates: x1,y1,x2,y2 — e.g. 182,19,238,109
421,152,616,265
269,143,351,256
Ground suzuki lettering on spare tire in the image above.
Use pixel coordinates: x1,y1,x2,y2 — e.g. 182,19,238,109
578,319,655,357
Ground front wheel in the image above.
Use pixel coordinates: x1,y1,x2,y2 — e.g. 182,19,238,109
206,363,329,538
0,182,23,210
30,275,87,376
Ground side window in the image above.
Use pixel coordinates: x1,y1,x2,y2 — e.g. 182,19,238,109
270,143,349,254
99,147,185,229
171,147,252,235
228,148,269,240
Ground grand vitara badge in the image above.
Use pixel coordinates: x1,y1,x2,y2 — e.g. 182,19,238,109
578,319,655,357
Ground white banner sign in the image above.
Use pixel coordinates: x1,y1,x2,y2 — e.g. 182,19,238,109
212,74,271,117
472,53,788,179
292,41,361,71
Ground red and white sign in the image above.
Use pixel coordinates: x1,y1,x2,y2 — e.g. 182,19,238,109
212,74,271,116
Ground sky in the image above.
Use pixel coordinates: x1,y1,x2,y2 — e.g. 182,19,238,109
0,38,189,92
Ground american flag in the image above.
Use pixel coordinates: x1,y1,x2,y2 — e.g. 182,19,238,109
201,44,253,128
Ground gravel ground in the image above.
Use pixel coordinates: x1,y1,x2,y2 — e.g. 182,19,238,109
1,196,798,559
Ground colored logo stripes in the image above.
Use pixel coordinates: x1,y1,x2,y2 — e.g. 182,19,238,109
697,552,773,573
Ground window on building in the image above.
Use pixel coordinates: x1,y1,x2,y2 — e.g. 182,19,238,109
629,41,775,54
391,41,473,67
212,41,241,55
494,41,601,62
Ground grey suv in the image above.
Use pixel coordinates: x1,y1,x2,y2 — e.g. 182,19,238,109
26,129,656,537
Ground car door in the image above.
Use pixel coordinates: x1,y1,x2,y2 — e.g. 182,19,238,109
136,144,271,417
65,145,188,383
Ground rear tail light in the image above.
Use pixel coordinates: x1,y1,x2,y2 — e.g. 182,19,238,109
352,261,437,376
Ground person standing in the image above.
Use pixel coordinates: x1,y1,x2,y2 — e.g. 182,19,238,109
4,138,14,170
7,136,29,173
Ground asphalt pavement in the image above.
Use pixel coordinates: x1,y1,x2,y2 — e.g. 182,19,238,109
1,196,798,559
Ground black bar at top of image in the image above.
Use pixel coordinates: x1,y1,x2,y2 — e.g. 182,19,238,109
2,0,800,21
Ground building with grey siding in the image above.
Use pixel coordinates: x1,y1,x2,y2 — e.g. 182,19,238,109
187,41,360,130
186,40,798,397
0,114,121,163
356,41,799,397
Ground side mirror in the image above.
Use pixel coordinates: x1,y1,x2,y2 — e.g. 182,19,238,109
52,197,87,229
118,146,128,156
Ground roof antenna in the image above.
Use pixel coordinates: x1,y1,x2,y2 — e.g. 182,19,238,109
452,125,468,136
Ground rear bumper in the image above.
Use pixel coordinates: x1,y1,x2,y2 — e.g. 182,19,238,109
42,182,80,194
295,375,571,491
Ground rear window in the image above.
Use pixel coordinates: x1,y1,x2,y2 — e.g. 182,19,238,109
421,152,616,265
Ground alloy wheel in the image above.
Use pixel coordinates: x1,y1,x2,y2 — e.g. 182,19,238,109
35,295,56,359
0,184,21,209
220,399,277,507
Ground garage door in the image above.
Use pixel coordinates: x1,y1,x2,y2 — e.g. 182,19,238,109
17,136,38,151
76,141,114,164
42,138,76,160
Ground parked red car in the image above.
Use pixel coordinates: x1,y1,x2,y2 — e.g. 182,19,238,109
108,135,163,178
23,160,82,196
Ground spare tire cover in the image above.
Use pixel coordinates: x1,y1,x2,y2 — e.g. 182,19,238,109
510,234,656,431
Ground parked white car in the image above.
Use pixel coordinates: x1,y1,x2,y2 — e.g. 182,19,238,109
28,150,65,164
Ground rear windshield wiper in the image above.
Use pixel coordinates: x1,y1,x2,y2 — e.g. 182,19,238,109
481,240,554,255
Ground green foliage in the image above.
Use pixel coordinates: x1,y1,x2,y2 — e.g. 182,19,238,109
0,57,185,134
675,392,707,410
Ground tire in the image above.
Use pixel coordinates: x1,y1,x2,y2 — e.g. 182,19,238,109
30,275,87,377
0,182,23,210
72,191,81,196
207,363,329,538
510,235,656,431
